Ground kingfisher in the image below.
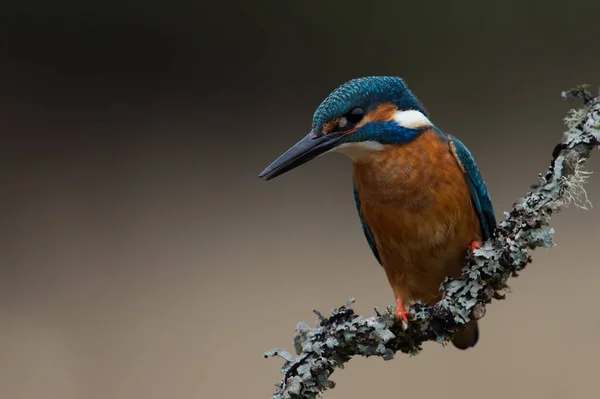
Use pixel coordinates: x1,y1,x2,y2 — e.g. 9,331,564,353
259,76,496,350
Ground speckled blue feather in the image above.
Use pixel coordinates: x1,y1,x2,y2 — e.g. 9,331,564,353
312,76,427,134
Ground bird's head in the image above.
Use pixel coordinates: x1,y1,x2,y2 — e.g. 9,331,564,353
259,76,433,180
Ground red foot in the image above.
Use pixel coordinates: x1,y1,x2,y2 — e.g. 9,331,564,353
395,297,412,323
469,240,482,252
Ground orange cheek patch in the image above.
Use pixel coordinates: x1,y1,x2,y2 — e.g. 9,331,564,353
358,103,398,128
321,119,339,135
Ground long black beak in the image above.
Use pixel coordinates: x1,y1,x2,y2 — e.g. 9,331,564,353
259,130,344,180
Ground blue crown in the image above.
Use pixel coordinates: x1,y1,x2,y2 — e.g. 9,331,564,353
312,76,427,133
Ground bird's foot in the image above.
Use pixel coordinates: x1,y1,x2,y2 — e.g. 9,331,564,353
396,310,411,330
469,240,482,252
395,298,412,330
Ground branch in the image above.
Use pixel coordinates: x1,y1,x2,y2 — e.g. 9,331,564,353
263,85,600,399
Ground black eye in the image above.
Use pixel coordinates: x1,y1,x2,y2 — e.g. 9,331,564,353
346,107,364,124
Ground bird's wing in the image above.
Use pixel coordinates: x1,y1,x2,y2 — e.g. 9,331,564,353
446,134,497,240
353,184,383,265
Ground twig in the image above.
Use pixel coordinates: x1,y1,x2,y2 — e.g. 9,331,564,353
263,86,600,399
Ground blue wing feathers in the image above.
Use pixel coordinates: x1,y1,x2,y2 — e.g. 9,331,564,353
447,134,497,240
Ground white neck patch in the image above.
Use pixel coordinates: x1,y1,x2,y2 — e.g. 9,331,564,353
330,141,384,162
393,109,432,129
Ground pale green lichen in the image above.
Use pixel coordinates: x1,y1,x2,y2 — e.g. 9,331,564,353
562,158,594,210
564,108,588,132
264,87,600,399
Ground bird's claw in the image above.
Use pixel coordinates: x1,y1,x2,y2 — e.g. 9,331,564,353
396,309,411,330
469,240,482,252
395,308,411,323
395,299,412,330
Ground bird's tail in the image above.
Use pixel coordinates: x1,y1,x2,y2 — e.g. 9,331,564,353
451,320,479,350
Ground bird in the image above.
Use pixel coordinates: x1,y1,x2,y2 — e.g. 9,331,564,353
258,76,496,350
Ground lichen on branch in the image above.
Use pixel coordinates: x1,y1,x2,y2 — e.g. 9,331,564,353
264,85,600,399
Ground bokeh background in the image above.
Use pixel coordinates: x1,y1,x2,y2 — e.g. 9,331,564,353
2,1,600,398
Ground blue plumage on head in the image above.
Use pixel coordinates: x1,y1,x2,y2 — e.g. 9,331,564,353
311,76,427,134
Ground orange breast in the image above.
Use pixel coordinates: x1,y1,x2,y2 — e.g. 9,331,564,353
353,130,482,305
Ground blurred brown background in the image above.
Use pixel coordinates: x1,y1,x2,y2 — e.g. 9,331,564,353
1,1,600,398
